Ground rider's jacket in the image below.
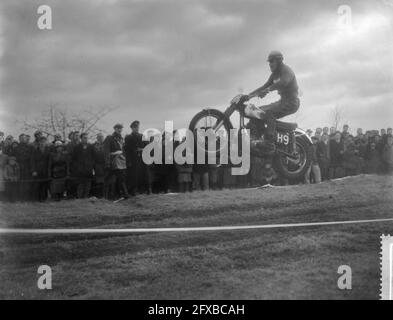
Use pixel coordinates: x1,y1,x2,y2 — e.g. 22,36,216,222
262,63,299,101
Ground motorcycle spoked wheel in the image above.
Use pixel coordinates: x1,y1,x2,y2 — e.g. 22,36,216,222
189,109,234,157
273,135,312,180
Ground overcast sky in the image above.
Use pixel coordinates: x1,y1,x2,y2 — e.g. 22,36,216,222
0,0,392,137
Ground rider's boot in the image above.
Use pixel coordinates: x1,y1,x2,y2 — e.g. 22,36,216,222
251,137,275,156
262,110,276,154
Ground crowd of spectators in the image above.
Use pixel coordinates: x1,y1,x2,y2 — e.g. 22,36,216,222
0,122,392,202
303,125,393,184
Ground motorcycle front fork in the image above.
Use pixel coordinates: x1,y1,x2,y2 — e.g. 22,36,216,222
239,112,245,129
212,107,246,132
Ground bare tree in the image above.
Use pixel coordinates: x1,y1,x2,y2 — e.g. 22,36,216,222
20,104,116,141
330,105,344,130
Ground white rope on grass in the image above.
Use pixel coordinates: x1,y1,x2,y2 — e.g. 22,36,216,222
1,218,393,234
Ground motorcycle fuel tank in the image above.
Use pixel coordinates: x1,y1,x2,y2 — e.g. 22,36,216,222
244,104,265,120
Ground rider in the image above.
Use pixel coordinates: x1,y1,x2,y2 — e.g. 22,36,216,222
247,51,300,151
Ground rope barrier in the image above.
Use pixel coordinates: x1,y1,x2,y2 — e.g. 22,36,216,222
1,218,393,234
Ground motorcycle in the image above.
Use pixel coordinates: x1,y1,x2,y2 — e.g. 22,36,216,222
188,93,313,180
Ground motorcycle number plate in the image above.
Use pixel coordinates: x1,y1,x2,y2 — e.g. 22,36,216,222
276,132,290,145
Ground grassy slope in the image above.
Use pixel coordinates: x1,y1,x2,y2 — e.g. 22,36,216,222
0,174,392,299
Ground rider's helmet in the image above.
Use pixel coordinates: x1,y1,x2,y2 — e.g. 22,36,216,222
267,50,284,62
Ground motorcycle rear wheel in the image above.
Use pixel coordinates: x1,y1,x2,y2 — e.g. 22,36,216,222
273,135,312,181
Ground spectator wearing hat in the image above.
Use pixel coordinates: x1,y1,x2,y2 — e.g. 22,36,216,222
342,124,350,136
342,135,362,176
31,136,50,201
53,133,63,143
315,128,322,141
15,133,33,201
382,128,393,146
317,134,330,181
356,127,363,137
72,133,95,199
50,134,63,152
329,132,344,178
103,124,129,200
48,141,69,200
305,136,321,184
381,128,387,138
329,127,336,141
374,134,384,157
32,131,43,150
4,156,20,202
18,134,25,144
124,120,144,196
365,142,382,174
3,135,14,155
8,140,19,157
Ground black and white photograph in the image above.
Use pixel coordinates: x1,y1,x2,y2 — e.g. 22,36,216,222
0,0,393,307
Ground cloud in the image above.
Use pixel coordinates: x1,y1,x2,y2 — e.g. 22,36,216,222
0,0,392,137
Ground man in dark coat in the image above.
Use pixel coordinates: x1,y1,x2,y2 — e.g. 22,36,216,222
329,132,344,179
71,133,95,198
15,133,33,201
92,133,106,198
65,131,80,198
30,136,50,201
124,121,144,196
317,134,330,181
365,142,382,174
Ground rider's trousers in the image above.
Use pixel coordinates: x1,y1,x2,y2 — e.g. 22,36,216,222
248,97,300,140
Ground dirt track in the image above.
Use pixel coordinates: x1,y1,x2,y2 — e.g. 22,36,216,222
0,174,392,299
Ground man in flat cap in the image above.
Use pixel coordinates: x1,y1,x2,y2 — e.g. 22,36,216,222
103,123,129,200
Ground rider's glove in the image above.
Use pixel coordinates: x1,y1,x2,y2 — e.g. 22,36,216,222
242,94,250,101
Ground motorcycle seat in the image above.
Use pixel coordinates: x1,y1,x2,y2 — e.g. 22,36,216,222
276,120,298,131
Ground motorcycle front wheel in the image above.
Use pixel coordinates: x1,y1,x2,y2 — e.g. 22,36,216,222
188,109,234,156
189,109,233,133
